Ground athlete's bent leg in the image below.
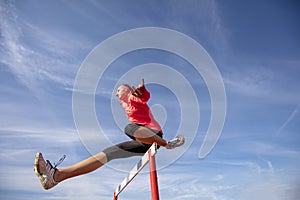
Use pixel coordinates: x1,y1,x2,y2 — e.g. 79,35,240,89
133,126,168,147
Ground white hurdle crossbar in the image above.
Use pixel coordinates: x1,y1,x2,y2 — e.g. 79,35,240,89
113,142,160,200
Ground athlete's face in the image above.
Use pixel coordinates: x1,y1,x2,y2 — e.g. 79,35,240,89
116,85,131,100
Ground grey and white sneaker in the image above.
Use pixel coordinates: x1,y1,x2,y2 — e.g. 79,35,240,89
166,135,185,149
34,153,65,190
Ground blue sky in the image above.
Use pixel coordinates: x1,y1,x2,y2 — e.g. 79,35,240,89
1,0,300,199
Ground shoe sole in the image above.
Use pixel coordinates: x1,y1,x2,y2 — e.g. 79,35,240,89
34,152,49,190
176,135,185,147
166,135,185,149
34,152,41,175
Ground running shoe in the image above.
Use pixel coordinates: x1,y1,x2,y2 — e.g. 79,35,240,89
34,153,65,190
166,135,185,149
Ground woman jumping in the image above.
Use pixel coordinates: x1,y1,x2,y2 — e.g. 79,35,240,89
34,78,185,190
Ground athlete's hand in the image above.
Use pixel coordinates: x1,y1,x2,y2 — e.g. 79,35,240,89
132,78,145,98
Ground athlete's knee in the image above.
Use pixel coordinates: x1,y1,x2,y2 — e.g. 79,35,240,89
102,144,143,162
102,146,118,162
100,152,109,163
102,145,130,162
124,123,140,140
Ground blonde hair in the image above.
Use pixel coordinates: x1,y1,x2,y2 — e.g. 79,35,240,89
121,84,133,92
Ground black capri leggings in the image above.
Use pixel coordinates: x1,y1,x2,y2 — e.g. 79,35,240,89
103,123,163,162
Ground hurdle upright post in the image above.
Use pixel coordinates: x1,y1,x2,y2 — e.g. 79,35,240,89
148,147,159,200
113,143,160,200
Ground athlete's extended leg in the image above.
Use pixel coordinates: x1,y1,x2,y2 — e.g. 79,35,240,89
54,152,107,182
34,140,151,190
34,152,107,190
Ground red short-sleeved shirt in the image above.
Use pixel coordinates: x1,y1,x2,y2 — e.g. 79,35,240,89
120,86,163,133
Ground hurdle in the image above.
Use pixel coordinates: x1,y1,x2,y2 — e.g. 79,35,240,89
113,143,160,200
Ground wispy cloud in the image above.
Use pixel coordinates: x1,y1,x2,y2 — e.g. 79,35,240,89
0,1,85,93
157,171,235,200
236,177,298,200
224,67,275,97
276,104,299,136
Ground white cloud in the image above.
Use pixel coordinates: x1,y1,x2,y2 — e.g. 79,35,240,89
267,160,274,175
223,61,300,106
0,126,79,145
157,171,235,200
224,67,275,97
0,1,85,93
276,104,299,136
208,160,263,174
236,178,297,200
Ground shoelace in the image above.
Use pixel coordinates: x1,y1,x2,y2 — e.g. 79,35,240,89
47,155,66,169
